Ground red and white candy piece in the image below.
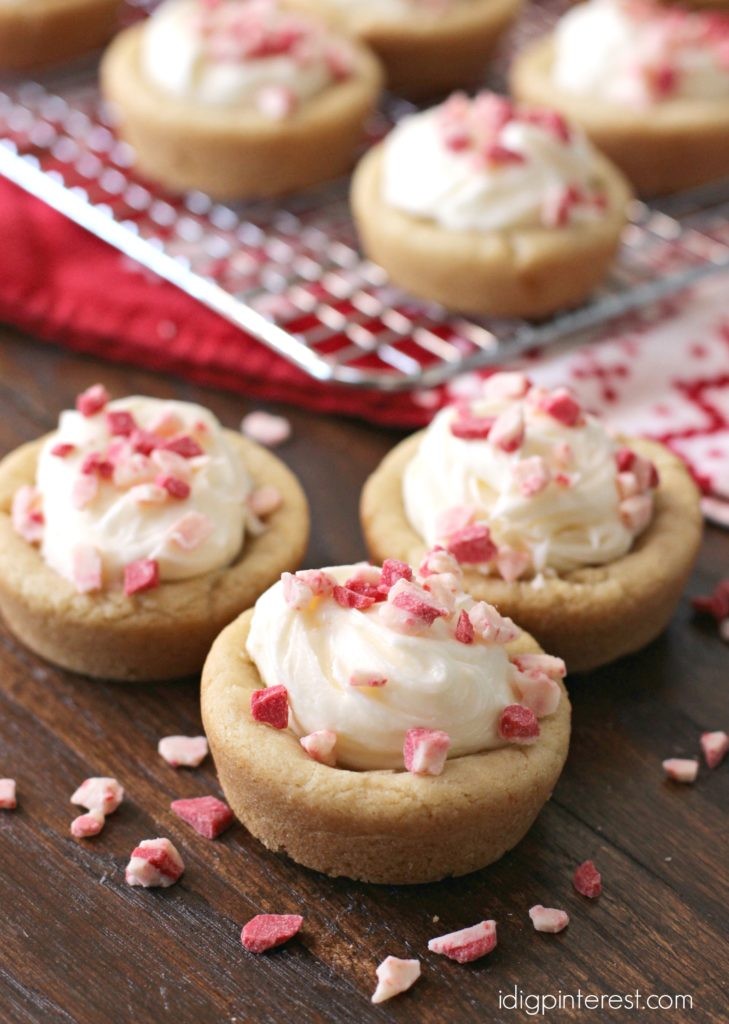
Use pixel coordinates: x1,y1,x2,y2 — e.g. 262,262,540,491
388,579,448,629
662,757,699,783
455,609,475,644
72,473,99,510
70,809,105,839
170,796,234,839
573,859,602,898
349,671,387,688
496,547,531,583
158,735,209,769
513,456,551,498
700,730,729,770
71,777,124,815
533,387,582,426
445,523,497,565
511,653,566,679
419,546,462,578
124,558,160,596
371,956,421,1004
300,730,337,767
241,913,303,954
482,371,530,401
434,505,475,542
282,569,335,610
498,704,540,744
125,838,185,888
428,920,497,963
251,685,289,729
619,494,653,534
11,485,44,543
0,779,17,809
256,84,297,120
510,669,561,718
241,411,291,448
71,544,102,593
529,905,569,934
380,558,413,590
403,727,451,776
469,602,520,644
76,383,110,417
489,405,525,453
168,511,214,550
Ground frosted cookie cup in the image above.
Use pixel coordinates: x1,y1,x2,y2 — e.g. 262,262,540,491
0,386,309,681
511,0,729,194
351,91,631,318
100,0,383,200
361,374,702,671
283,0,522,99
0,0,120,71
202,559,570,884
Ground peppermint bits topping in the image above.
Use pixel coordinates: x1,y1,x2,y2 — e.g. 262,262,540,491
498,704,540,744
125,838,185,888
529,905,569,934
241,914,303,954
573,860,602,899
171,796,234,839
428,920,497,963
0,779,17,810
76,383,110,417
403,728,451,776
124,558,160,596
371,957,421,1004
701,731,729,770
251,685,289,729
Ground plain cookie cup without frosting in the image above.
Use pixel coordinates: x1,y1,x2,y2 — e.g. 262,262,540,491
100,23,383,201
511,37,729,196
0,434,309,682
283,0,522,99
350,141,631,319
361,435,702,673
201,611,570,885
0,0,120,71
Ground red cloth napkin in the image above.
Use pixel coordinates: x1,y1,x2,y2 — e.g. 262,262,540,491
1,177,728,525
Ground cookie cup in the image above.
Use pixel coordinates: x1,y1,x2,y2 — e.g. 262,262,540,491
361,436,702,673
201,611,570,884
350,141,631,318
284,0,522,99
0,0,120,71
100,24,383,200
0,433,309,682
511,37,729,196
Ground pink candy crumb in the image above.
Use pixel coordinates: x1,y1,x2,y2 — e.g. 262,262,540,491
663,758,699,783
241,913,303,954
403,727,451,776
529,905,569,934
300,730,337,767
573,860,602,899
428,920,497,963
71,777,124,815
498,704,540,744
241,411,291,448
125,838,185,888
76,383,110,417
251,685,289,729
158,735,209,769
170,796,234,839
70,809,105,839
700,731,729,770
371,956,421,1004
124,558,160,596
0,779,17,810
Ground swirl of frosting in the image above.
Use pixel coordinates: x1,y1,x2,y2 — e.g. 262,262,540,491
246,561,551,771
402,373,658,576
33,391,251,591
381,91,609,232
140,0,353,115
552,0,729,105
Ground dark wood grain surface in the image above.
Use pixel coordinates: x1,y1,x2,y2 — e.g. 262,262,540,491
0,328,727,1024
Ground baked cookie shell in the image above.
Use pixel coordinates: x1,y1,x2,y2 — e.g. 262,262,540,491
100,24,384,200
0,0,120,71
0,432,309,682
511,37,729,196
350,142,631,319
201,610,570,884
284,0,522,99
361,434,702,673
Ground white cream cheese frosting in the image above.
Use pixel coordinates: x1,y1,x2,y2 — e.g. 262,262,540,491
141,0,351,113
246,561,546,771
381,92,609,232
34,393,251,589
553,0,729,105
402,373,658,576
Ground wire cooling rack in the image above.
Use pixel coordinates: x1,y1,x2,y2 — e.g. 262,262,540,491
1,0,729,392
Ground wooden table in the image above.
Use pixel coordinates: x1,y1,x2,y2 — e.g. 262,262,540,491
0,328,726,1024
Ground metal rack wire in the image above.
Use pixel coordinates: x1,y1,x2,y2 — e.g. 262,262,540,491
1,0,729,392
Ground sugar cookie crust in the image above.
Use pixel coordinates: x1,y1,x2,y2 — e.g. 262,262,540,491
361,434,702,672
0,432,309,681
201,611,570,884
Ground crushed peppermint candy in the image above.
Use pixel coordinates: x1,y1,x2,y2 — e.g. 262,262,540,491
371,956,421,1004
71,777,124,815
11,485,44,543
158,735,209,769
251,685,289,729
125,837,185,888
700,731,729,770
241,913,303,954
573,860,602,898
0,779,17,810
662,758,699,784
498,704,540,744
76,383,110,417
70,544,103,594
170,796,234,839
445,523,497,565
300,729,337,766
529,905,569,934
403,727,451,776
70,809,105,839
247,485,283,518
241,411,291,448
124,558,160,596
428,920,497,963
